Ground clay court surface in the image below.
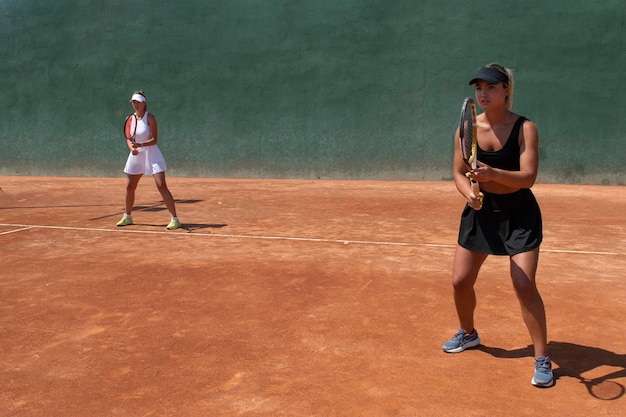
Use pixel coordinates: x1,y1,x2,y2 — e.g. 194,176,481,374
0,176,624,417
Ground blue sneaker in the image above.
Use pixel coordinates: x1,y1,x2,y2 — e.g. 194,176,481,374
442,329,480,353
531,356,554,387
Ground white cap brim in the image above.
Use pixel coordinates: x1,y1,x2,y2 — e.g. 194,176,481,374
130,93,146,103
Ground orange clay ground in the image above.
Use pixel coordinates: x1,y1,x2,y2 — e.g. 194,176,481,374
1,176,625,417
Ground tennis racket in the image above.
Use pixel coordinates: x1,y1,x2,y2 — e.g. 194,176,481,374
458,97,480,199
123,113,137,143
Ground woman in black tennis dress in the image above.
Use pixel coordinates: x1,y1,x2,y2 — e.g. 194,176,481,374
442,63,553,388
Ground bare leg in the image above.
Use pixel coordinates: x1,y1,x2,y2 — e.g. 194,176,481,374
124,174,142,215
451,245,488,333
153,172,177,217
510,248,548,358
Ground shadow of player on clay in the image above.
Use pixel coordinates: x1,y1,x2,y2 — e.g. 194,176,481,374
478,341,625,400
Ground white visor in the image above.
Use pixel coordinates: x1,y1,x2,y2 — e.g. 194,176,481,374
130,93,146,103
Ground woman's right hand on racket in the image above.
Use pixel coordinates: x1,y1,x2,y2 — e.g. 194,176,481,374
465,184,483,210
128,139,139,155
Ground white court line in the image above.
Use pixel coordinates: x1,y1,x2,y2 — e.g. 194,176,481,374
0,223,621,256
0,226,35,235
541,249,621,256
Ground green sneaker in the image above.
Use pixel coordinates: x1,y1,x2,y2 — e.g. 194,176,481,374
166,217,181,230
116,214,133,227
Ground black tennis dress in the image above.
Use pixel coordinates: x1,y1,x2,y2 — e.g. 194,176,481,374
457,116,542,256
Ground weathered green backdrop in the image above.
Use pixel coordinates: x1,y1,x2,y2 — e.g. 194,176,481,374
1,1,624,183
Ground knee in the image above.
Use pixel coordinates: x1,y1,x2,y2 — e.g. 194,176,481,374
512,277,538,303
155,183,169,194
452,273,475,294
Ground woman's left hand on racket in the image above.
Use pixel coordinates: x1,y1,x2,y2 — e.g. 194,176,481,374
466,161,495,184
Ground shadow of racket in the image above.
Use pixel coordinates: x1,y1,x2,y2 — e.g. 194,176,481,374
579,376,625,401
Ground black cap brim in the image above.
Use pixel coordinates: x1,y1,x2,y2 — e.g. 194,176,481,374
469,66,508,85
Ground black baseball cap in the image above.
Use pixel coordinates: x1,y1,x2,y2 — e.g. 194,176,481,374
469,66,509,85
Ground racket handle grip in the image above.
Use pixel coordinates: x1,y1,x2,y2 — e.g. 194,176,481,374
470,180,482,202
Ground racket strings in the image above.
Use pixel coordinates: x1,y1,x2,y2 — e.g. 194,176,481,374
460,111,476,165
124,114,137,141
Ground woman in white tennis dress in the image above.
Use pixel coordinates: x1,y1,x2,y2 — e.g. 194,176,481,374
116,91,181,230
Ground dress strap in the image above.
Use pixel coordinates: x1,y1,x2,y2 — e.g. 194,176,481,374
507,116,527,143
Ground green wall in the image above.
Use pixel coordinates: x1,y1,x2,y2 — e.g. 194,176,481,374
1,0,624,183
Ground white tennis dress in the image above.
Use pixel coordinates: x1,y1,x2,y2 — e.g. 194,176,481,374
123,111,168,175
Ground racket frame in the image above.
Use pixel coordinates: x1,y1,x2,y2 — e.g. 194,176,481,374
123,113,137,144
458,97,480,199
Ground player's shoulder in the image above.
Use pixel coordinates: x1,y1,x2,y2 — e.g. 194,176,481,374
519,116,538,142
514,113,536,129
520,116,537,129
